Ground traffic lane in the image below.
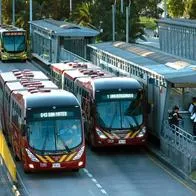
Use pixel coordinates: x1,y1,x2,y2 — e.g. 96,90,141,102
16,162,106,196
0,61,39,72
86,146,195,196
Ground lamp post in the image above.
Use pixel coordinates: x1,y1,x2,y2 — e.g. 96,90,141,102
70,0,72,16
126,0,131,43
30,0,32,33
164,0,167,18
121,0,124,13
0,0,2,25
112,0,116,42
12,0,15,25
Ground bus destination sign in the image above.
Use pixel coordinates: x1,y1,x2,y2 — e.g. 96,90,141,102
4,32,25,36
32,111,75,119
107,94,134,99
40,112,68,118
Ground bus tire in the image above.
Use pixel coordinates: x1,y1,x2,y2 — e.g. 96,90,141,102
72,169,79,172
12,137,20,161
22,159,31,174
88,133,97,151
13,146,20,161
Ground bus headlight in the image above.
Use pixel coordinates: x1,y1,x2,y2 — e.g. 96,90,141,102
137,127,146,138
73,146,85,160
25,148,40,162
96,128,107,139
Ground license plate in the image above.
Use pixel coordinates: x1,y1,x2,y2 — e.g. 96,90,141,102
118,140,126,144
52,163,61,168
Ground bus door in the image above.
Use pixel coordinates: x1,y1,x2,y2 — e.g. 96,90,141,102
10,97,22,158
81,93,91,137
4,88,12,143
1,86,10,134
0,81,6,133
147,79,161,137
147,80,154,133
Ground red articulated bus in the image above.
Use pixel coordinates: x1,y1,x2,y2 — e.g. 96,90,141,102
0,69,85,172
50,62,147,148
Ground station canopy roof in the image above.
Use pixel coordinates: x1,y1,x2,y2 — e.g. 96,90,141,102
89,41,196,88
30,18,100,37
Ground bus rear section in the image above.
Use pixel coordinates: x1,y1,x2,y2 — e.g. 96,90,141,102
0,70,85,172
0,26,27,61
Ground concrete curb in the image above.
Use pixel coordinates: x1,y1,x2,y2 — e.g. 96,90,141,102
146,143,196,191
0,156,21,196
12,184,21,196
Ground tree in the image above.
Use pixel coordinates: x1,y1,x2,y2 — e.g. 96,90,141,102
167,0,185,18
2,0,12,24
185,0,196,19
139,0,163,18
71,1,93,26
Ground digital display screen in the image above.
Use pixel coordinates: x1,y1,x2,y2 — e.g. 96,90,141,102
32,111,74,119
4,32,25,36
107,94,134,99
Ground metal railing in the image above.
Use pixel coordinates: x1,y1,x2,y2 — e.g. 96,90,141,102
162,120,196,157
60,48,88,63
158,19,196,61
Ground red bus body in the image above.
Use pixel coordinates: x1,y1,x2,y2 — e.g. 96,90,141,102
50,62,147,148
0,69,85,172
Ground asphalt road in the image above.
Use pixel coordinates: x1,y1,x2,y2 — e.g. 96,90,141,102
16,146,195,196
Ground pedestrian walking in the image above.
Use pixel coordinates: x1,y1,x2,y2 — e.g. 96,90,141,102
168,105,182,127
190,110,196,136
188,97,196,115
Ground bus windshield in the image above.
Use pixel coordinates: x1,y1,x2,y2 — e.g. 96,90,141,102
3,35,25,52
28,119,82,153
96,92,143,130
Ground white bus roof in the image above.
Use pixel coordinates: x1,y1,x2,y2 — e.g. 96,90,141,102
51,62,99,72
6,80,58,92
12,89,80,108
0,70,49,82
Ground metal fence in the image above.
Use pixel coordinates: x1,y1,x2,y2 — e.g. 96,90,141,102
161,120,196,173
158,19,196,61
60,48,88,63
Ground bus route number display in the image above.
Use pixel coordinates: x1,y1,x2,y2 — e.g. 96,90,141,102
32,112,70,119
4,32,25,36
107,94,134,99
40,112,68,118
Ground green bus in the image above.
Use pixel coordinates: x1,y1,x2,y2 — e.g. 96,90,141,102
0,25,27,61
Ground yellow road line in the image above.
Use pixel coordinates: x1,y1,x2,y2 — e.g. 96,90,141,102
147,152,196,194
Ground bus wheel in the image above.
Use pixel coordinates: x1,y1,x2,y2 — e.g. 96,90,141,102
22,160,30,174
88,134,97,151
23,166,30,174
12,138,20,161
72,169,79,172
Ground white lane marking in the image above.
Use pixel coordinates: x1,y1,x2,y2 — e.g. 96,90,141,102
96,183,102,189
101,189,107,195
83,168,108,195
17,170,30,196
92,178,97,183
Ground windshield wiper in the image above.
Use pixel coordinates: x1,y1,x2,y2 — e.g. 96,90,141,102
57,135,71,153
109,106,118,129
41,129,50,155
